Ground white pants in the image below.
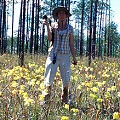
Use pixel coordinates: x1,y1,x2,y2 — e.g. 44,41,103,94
44,51,71,87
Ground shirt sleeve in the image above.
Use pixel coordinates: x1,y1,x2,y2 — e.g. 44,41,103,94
69,24,74,34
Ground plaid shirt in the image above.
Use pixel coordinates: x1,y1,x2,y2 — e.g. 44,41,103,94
49,23,73,54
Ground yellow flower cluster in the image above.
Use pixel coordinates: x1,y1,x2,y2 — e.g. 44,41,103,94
113,112,120,119
0,55,120,119
0,91,2,97
61,116,69,120
0,62,46,107
71,108,79,113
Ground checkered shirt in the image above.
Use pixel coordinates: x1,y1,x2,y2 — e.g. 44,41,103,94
49,24,73,54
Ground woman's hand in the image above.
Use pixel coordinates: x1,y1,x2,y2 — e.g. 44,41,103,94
72,58,77,65
43,19,49,27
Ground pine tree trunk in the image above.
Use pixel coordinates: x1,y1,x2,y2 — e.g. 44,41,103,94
11,0,14,54
0,0,2,53
80,0,85,57
30,0,34,53
25,0,30,53
98,0,104,58
104,0,108,56
92,0,98,59
1,0,6,54
107,0,111,57
17,0,23,55
88,0,93,66
21,0,26,66
18,0,26,66
34,0,39,54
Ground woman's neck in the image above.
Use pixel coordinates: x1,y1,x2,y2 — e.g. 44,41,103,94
58,20,67,30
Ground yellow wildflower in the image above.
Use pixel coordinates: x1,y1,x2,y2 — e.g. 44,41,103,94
102,73,110,78
24,98,35,106
113,112,120,119
98,71,101,75
22,92,29,99
91,87,99,93
117,92,120,97
42,89,49,96
97,98,103,103
111,86,116,91
90,93,97,99
39,94,45,101
39,65,45,72
89,74,95,79
71,108,79,113
90,67,93,72
105,92,111,98
61,116,69,120
73,75,78,81
85,82,93,87
0,91,2,97
20,85,26,90
12,89,18,95
14,76,21,81
19,89,24,95
107,87,111,92
40,76,44,80
28,79,36,86
36,81,40,85
81,82,85,86
102,81,106,85
40,82,45,90
58,81,62,86
85,74,89,78
84,66,89,72
96,82,103,87
0,79,4,83
77,84,82,90
11,81,18,88
112,73,115,77
64,104,69,110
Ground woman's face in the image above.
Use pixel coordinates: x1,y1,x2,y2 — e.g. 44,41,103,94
57,11,67,21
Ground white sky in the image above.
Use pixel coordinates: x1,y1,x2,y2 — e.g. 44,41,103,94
7,0,120,36
111,0,120,33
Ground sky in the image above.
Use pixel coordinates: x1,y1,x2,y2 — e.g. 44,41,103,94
111,0,120,33
7,0,120,35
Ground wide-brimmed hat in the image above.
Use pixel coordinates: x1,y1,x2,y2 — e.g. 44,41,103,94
52,6,71,19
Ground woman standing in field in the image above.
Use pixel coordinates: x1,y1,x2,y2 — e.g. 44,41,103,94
43,6,77,105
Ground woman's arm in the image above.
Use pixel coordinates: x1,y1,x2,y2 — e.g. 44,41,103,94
43,19,52,42
69,33,77,65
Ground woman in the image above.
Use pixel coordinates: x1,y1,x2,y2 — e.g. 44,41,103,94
43,6,77,105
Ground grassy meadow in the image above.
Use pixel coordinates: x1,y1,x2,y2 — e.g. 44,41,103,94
0,54,120,120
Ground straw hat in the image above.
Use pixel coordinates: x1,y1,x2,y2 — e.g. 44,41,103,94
52,6,71,19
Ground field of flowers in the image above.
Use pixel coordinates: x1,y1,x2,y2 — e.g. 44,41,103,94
0,54,120,120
